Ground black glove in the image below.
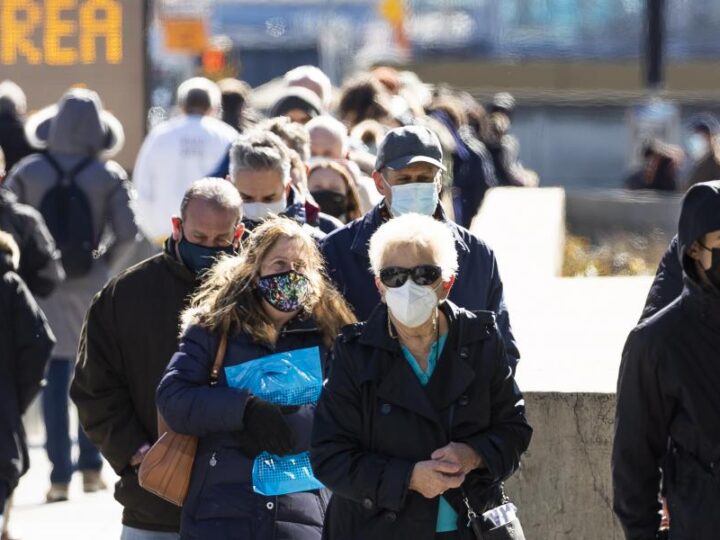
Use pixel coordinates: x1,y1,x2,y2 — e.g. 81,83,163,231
238,397,297,457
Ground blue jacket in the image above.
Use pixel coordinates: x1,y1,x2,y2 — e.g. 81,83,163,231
320,203,519,367
156,319,329,540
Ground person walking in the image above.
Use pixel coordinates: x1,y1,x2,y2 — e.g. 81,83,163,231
5,87,138,502
133,78,238,243
613,181,720,539
0,147,64,298
0,231,54,536
156,217,356,539
321,125,519,368
311,213,531,539
71,178,244,539
0,81,34,172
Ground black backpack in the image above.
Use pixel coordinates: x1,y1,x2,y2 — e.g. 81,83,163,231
39,154,96,278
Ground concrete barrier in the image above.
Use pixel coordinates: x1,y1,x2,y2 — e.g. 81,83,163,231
469,188,657,538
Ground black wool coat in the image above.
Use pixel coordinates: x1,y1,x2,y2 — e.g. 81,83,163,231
310,301,531,540
71,241,196,532
0,253,54,491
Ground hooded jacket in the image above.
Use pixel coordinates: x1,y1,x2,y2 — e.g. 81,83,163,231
71,240,196,532
613,181,720,540
5,92,138,359
0,187,64,298
320,202,519,368
640,235,683,321
0,241,54,492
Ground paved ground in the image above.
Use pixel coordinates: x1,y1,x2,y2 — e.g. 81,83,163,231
8,446,121,540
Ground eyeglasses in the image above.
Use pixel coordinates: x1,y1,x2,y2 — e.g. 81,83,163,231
379,265,442,288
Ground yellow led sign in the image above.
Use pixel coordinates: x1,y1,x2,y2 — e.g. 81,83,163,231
1,0,123,65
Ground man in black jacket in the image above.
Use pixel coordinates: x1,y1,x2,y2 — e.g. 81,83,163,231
0,81,34,172
71,178,243,539
613,180,720,540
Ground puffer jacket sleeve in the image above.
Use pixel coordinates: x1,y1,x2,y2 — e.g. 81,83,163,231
103,161,139,265
14,206,64,298
640,236,683,321
310,337,415,513
71,287,151,474
463,330,531,484
10,272,54,413
156,325,251,437
612,328,672,539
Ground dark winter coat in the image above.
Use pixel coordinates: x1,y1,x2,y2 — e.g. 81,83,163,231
0,251,54,492
310,301,531,540
613,181,720,539
0,111,34,172
156,319,330,540
640,236,683,321
0,187,64,298
320,202,520,368
71,240,196,532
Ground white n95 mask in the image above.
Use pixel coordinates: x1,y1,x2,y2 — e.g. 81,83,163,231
242,197,287,222
385,280,440,328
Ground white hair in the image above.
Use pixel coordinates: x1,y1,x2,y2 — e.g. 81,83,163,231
284,65,332,108
177,77,221,113
306,115,349,155
368,213,458,280
0,80,27,116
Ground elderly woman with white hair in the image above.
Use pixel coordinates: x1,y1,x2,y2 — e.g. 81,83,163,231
311,213,531,540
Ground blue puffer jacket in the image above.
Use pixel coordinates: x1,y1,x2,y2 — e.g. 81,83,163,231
320,203,520,368
156,319,330,540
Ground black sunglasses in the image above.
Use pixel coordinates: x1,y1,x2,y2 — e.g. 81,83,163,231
379,265,442,288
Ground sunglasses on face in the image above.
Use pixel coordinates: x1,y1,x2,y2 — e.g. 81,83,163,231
379,265,442,288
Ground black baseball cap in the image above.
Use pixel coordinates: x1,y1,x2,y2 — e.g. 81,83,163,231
375,125,446,172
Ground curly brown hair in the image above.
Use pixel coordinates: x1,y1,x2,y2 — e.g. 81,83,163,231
182,217,356,348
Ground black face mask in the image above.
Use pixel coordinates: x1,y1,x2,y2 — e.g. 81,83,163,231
177,235,235,274
311,190,348,220
700,244,720,289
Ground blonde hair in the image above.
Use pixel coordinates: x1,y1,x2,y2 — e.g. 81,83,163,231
0,230,20,270
368,213,458,280
182,217,356,348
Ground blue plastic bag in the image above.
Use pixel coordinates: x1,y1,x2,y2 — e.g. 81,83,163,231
252,451,324,496
224,346,325,495
224,346,322,406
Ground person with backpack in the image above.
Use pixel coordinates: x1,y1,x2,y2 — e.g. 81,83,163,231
5,88,138,503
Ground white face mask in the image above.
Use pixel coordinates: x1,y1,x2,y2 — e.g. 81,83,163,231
384,280,440,328
688,133,709,161
242,196,287,222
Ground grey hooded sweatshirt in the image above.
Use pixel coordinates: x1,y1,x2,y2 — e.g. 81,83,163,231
5,90,138,359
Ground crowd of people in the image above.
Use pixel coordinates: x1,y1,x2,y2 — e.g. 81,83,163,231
0,62,717,540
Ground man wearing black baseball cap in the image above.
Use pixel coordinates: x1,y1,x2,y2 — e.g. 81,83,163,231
321,125,519,368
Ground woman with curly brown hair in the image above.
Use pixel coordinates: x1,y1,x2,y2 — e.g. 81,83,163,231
157,217,356,540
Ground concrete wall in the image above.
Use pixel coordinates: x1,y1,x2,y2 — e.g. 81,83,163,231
505,393,623,540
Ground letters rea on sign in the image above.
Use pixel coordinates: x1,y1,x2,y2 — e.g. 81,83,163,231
0,0,123,66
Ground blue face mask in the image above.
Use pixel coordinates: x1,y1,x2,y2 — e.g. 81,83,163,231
177,235,235,274
385,179,440,217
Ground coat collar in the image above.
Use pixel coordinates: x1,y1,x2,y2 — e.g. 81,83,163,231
163,238,197,285
359,301,491,425
681,275,720,330
349,202,470,258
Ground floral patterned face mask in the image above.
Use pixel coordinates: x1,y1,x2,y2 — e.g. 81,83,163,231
257,270,311,313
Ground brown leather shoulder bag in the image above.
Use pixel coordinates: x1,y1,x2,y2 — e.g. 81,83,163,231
138,333,228,506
